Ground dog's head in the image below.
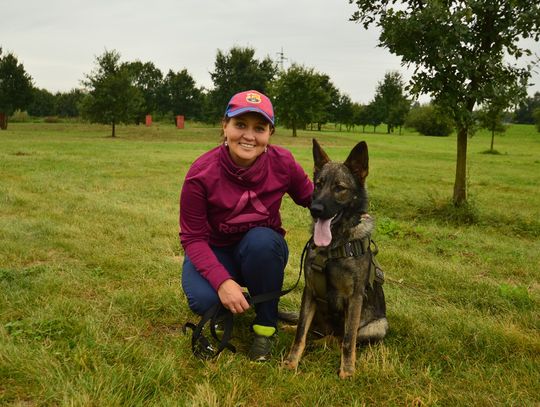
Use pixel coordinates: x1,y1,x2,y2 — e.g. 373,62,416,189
311,139,369,247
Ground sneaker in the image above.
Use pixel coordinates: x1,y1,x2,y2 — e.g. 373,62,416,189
248,334,274,362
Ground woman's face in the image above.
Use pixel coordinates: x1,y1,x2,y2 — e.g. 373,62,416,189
223,112,272,167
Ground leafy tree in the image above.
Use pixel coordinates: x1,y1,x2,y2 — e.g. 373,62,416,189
209,47,277,122
315,74,340,130
56,89,84,117
355,103,370,132
123,61,163,124
161,69,203,122
270,64,329,137
0,47,33,129
514,92,540,124
533,108,540,132
349,0,540,205
477,105,506,153
28,88,56,117
405,104,454,137
365,99,384,133
477,86,520,152
388,98,411,135
334,93,354,131
373,71,410,133
80,50,143,137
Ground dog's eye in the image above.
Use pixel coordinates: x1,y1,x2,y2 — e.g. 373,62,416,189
314,179,324,189
334,184,347,193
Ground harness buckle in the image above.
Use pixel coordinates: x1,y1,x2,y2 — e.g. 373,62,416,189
345,242,354,257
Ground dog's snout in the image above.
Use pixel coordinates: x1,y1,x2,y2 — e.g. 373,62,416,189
310,202,324,218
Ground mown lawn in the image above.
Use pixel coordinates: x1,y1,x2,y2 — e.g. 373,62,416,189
1,121,539,406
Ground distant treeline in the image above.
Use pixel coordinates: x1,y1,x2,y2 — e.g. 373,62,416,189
2,46,540,135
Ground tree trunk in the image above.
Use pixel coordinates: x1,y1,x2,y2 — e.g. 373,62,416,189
112,120,116,137
453,126,468,206
490,130,495,152
0,112,7,130
292,122,297,137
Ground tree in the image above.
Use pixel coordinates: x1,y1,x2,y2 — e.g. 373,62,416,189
373,71,410,133
355,104,370,132
350,0,539,205
477,85,520,152
28,88,56,117
0,47,33,129
334,93,354,131
80,50,143,137
161,69,203,122
56,89,84,117
365,99,384,133
477,105,506,153
405,104,454,137
514,92,540,124
388,98,411,135
533,108,540,132
270,64,329,137
123,61,163,124
209,47,277,122
316,75,340,130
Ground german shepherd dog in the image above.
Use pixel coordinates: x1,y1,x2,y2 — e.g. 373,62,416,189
284,139,388,379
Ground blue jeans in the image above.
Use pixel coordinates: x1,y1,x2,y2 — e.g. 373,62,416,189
181,227,289,328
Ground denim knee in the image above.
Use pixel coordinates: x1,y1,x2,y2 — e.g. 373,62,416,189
238,227,289,264
181,256,220,315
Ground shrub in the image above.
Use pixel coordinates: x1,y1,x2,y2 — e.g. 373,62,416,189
405,104,454,137
9,109,30,123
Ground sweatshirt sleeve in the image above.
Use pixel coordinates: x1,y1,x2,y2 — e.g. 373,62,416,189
287,156,314,208
179,166,232,291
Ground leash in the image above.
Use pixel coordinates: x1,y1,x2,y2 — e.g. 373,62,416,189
183,239,311,359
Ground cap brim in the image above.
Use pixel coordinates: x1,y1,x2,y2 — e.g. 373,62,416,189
226,107,274,125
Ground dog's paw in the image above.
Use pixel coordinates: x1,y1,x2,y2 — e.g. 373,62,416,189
282,358,298,370
338,368,354,379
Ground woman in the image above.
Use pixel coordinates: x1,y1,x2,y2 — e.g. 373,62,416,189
179,90,313,361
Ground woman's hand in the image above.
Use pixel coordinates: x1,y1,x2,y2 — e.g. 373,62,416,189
217,279,250,314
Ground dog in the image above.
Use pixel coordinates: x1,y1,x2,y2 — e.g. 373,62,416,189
284,139,388,379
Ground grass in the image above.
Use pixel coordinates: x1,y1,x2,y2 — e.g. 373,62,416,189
1,121,539,406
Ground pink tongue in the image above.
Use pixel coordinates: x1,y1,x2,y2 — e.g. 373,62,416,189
314,218,332,247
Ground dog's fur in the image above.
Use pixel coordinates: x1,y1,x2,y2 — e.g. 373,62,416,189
284,139,388,379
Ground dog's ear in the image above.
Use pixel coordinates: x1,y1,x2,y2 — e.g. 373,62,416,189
312,139,330,176
344,141,369,184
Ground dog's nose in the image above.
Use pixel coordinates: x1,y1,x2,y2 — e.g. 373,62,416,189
310,202,324,218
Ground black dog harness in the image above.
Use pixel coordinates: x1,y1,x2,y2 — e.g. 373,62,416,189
309,235,385,301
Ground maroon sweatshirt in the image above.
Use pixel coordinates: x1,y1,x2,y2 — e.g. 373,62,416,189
180,144,313,291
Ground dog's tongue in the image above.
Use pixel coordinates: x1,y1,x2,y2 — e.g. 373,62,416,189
314,218,332,247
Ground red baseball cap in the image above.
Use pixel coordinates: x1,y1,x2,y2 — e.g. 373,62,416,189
224,90,274,125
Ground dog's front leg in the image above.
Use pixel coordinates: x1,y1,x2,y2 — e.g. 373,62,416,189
339,295,363,379
283,288,316,370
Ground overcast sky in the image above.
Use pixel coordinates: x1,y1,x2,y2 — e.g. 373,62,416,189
2,0,539,104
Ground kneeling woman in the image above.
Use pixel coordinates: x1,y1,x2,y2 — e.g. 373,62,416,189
179,90,313,361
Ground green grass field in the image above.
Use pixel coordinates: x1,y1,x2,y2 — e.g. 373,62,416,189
1,122,539,406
